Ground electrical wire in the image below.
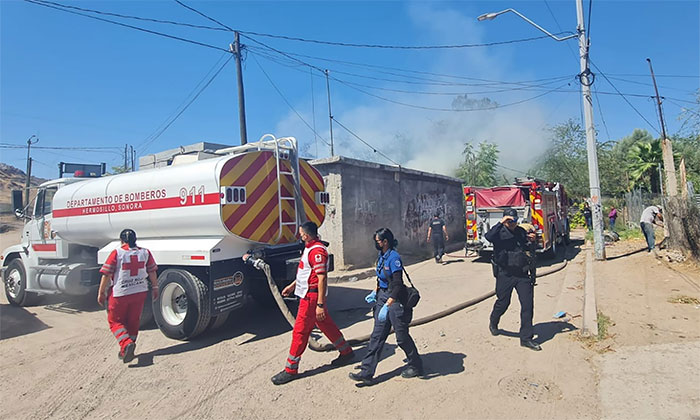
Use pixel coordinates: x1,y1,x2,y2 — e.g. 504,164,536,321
138,55,234,153
251,46,576,87
590,61,661,135
592,84,611,141
24,0,230,52
331,118,400,166
250,54,331,147
543,0,580,65
173,0,234,31
248,44,574,89
29,0,227,31
334,79,570,112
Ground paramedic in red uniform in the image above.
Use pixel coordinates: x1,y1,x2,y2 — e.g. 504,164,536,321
271,221,355,385
98,229,159,363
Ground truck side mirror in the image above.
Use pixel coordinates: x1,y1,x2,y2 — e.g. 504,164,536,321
12,190,23,211
12,190,24,219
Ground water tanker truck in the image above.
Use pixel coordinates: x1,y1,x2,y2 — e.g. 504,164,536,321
1,135,330,340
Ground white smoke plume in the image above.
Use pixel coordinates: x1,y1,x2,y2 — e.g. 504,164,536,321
275,3,565,178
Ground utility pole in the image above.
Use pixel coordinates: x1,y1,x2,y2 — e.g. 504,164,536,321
477,1,605,259
131,145,136,171
324,69,335,156
647,58,678,196
575,0,606,260
24,135,38,207
124,144,128,171
232,32,248,145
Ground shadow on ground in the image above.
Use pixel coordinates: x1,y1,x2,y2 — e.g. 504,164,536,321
132,285,374,367
0,303,50,340
498,321,577,345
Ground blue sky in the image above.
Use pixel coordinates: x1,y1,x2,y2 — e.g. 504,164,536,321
1,0,698,180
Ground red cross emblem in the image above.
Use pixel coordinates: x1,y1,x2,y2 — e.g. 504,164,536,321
122,254,145,276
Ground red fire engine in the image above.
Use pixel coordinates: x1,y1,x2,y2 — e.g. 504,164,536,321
464,178,569,257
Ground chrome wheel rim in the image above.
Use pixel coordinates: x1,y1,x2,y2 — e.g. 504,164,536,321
161,282,187,326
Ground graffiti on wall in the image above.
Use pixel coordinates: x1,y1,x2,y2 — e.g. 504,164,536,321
355,200,378,226
403,190,456,242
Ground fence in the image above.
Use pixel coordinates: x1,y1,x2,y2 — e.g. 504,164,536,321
623,190,663,229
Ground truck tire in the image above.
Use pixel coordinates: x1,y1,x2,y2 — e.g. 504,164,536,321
208,312,230,331
105,290,155,329
3,259,38,306
546,228,558,259
154,269,211,340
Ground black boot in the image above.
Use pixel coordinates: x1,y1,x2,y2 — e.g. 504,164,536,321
520,340,542,351
271,370,298,385
489,323,499,336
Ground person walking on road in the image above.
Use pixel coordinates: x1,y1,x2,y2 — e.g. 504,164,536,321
349,228,423,385
98,229,159,363
269,221,355,385
486,209,541,351
608,206,618,232
640,205,664,254
583,202,593,231
427,212,449,263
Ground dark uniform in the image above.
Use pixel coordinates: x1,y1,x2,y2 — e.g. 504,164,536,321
429,216,446,263
353,248,422,381
486,209,541,351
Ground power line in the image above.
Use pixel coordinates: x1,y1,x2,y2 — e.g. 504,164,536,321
173,0,234,31
30,0,574,50
334,79,570,112
138,55,234,153
248,44,574,88
0,143,121,151
29,0,227,31
251,46,576,87
592,85,611,141
543,0,580,65
590,60,661,135
24,0,230,52
331,118,400,166
605,73,700,79
250,54,331,147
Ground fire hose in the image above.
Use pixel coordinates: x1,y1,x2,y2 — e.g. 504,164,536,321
246,256,569,352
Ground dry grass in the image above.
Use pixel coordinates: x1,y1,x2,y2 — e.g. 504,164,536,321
667,295,700,305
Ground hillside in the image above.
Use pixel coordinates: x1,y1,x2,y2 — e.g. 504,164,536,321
0,163,48,206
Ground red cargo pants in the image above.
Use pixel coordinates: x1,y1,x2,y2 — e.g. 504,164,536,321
108,290,147,353
285,291,352,374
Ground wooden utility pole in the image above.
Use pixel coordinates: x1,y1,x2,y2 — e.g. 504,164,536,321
24,135,38,207
647,58,678,197
233,32,248,145
324,69,335,156
680,158,688,198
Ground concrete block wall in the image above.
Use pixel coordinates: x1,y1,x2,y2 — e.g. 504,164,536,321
312,156,466,269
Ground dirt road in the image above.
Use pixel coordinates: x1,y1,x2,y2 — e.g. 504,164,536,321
1,226,698,419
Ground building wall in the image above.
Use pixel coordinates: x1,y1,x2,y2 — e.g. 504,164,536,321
312,156,465,269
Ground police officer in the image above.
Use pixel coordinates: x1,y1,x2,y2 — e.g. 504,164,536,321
486,208,541,351
427,212,449,263
349,228,423,385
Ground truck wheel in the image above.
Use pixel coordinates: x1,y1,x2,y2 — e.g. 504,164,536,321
546,229,558,259
154,269,211,340
208,312,230,331
3,259,38,306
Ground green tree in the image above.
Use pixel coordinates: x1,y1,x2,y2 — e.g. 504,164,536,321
530,119,589,198
599,129,654,196
455,141,499,186
627,139,662,193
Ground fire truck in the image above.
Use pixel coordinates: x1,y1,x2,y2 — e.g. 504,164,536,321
1,135,330,340
464,177,569,257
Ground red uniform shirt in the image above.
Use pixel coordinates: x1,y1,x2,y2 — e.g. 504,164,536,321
100,244,158,277
299,239,328,289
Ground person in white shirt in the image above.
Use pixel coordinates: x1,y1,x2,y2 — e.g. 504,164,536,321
640,205,663,253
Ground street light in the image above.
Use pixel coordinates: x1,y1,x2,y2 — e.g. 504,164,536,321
478,0,607,261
